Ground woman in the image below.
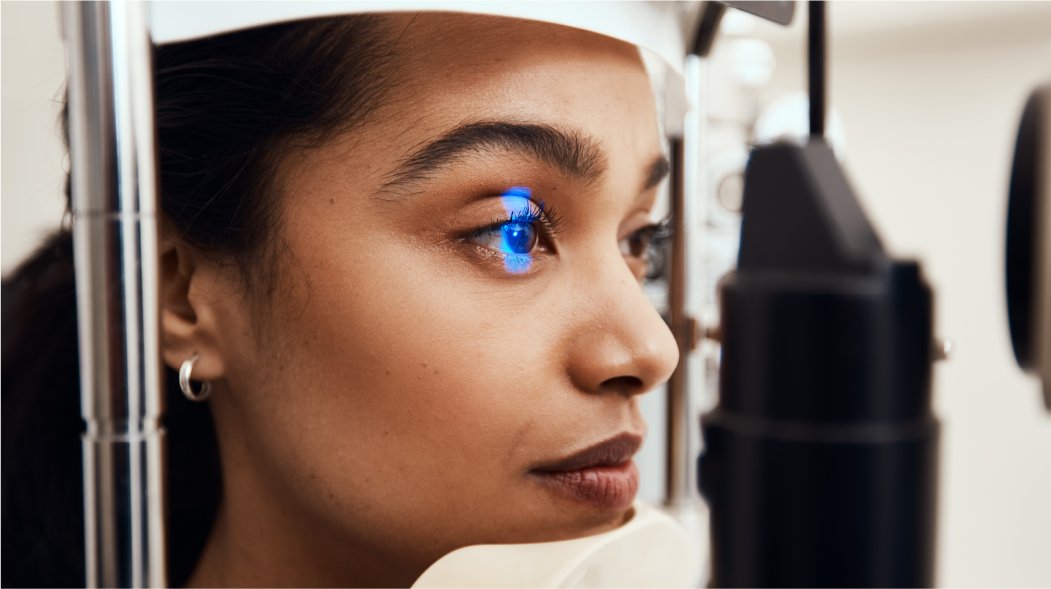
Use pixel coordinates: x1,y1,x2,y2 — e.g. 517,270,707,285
2,11,678,587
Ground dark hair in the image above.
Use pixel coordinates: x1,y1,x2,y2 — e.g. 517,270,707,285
2,15,395,587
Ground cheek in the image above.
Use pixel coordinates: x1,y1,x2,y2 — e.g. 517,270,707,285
225,231,564,538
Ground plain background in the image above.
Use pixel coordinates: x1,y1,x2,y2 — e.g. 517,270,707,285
2,1,1050,586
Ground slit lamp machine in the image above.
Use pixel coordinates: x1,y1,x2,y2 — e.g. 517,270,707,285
60,1,1050,586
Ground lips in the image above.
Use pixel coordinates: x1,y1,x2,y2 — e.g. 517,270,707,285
529,432,643,511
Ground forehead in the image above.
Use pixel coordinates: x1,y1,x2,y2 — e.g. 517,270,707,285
385,12,644,67
367,13,662,162
277,12,667,203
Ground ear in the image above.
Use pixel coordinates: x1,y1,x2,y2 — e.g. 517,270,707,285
159,234,228,382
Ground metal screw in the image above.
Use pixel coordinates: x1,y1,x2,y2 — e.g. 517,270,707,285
933,338,953,362
699,324,722,343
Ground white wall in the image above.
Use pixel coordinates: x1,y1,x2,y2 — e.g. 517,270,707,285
2,1,1050,586
742,2,1051,585
1,1,68,275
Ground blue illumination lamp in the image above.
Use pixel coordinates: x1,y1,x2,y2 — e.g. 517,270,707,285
500,186,535,274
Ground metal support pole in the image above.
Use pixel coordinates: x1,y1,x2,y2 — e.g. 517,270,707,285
665,139,690,508
808,0,826,138
63,1,167,586
665,55,705,512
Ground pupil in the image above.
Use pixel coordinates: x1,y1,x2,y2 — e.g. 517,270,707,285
630,235,644,257
501,222,535,254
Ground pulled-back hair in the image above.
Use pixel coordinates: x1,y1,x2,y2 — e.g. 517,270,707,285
2,15,396,587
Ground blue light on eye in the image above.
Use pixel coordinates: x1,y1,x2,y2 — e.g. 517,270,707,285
504,253,532,274
501,222,534,254
500,186,534,274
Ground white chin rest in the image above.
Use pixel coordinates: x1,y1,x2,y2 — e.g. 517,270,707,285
412,501,701,588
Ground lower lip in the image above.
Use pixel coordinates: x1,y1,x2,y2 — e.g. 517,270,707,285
531,460,639,511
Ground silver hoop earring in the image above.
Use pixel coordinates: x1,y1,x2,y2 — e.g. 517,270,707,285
179,354,212,402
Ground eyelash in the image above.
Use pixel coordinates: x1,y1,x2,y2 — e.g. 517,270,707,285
465,200,563,244
629,218,673,252
624,218,673,281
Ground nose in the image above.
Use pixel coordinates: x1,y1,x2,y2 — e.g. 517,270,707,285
563,258,679,397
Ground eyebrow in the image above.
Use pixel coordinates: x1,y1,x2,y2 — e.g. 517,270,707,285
379,121,665,197
379,121,606,195
642,154,671,192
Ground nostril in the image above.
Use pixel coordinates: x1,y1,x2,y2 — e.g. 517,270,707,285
600,375,645,396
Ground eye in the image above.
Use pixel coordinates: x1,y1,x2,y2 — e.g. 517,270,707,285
471,221,539,255
465,219,545,275
619,220,670,258
619,229,652,258
619,218,672,278
463,187,561,275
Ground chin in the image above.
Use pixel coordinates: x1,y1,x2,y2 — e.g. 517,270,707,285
527,500,637,543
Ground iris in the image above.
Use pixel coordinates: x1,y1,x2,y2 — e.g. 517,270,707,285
501,222,535,254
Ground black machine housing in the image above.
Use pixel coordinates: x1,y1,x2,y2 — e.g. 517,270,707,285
698,140,940,587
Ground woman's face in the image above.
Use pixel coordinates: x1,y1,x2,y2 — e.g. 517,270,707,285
177,13,678,586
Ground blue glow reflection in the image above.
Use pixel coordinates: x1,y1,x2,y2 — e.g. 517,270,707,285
500,186,534,274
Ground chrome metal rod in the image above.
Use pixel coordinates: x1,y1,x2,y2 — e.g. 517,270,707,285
665,55,705,510
808,0,826,138
665,135,692,507
63,1,167,586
